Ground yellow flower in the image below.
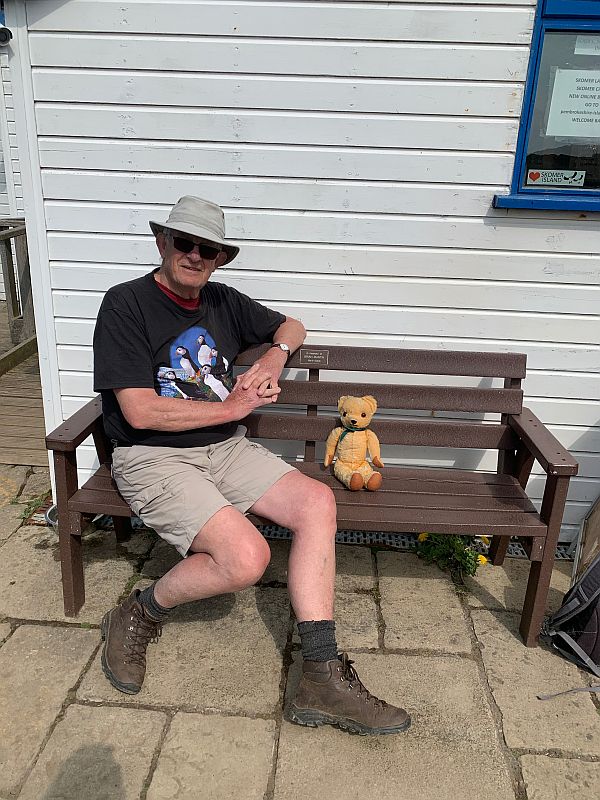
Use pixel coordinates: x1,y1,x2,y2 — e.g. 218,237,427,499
477,554,488,565
479,536,490,546
417,533,429,542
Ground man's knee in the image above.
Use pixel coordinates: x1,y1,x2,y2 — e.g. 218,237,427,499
226,535,271,590
296,480,337,533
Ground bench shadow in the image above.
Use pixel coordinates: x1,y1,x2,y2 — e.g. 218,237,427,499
38,744,125,800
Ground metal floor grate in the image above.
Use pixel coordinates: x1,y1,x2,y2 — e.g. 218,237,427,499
257,525,574,561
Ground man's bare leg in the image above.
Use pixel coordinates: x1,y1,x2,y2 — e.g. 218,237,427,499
248,471,337,621
152,506,272,608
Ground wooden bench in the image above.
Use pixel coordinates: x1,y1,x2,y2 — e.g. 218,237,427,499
46,343,578,646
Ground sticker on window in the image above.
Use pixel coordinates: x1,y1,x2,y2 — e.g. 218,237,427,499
526,170,586,187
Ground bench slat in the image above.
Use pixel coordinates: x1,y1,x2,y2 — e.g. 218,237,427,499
244,413,518,450
277,380,523,414
237,344,527,379
85,469,527,500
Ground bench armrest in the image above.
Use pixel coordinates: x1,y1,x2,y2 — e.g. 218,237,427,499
508,408,578,477
45,396,103,452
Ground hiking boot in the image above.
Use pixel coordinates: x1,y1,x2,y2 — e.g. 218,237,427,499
289,652,411,735
100,590,162,694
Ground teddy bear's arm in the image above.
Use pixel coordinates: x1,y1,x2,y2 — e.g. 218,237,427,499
324,426,344,467
366,429,384,468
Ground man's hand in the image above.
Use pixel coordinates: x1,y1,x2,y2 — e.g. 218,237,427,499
224,374,281,420
239,348,288,397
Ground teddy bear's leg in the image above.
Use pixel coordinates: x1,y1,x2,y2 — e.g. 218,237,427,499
333,461,363,491
358,462,382,491
356,461,373,489
366,472,382,491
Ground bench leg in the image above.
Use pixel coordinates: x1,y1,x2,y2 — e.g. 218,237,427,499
519,475,570,647
488,535,510,566
59,511,85,617
114,516,133,543
520,558,552,647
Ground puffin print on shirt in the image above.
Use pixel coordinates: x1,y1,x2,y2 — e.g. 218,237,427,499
157,325,233,402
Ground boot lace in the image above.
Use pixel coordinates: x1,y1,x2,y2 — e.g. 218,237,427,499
340,652,387,708
124,610,162,667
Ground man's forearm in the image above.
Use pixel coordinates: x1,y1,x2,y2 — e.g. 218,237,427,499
273,317,306,354
115,388,237,432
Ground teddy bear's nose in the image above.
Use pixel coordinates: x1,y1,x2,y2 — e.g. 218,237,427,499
350,419,357,425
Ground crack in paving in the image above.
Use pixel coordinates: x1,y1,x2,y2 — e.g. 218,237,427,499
457,590,528,800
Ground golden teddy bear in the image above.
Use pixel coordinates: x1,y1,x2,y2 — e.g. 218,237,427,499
324,395,384,491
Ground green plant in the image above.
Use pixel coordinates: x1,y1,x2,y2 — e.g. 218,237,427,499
416,533,487,581
19,491,52,522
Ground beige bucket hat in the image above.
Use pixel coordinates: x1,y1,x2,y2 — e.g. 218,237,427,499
149,196,239,264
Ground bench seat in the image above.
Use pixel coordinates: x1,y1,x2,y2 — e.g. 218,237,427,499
71,461,547,544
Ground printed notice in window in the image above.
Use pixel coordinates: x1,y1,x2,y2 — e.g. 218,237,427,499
546,69,600,138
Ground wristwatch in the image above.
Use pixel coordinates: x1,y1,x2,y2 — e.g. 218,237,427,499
271,342,291,358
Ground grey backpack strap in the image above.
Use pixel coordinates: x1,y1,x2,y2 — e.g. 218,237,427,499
551,630,600,679
538,685,600,701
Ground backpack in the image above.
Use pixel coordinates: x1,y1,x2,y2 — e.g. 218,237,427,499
542,551,600,678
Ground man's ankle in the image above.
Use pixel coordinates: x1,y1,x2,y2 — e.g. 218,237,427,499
297,620,338,662
138,583,173,622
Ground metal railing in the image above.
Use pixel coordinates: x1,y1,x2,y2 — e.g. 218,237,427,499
0,217,35,345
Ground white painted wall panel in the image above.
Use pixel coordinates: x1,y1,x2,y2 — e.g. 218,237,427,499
29,34,530,82
35,108,520,152
32,70,524,117
11,0,599,542
27,2,535,43
38,141,514,185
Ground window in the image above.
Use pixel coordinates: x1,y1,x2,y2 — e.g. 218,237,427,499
494,1,600,211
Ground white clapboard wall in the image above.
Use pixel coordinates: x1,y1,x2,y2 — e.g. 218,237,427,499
0,46,24,300
11,0,600,541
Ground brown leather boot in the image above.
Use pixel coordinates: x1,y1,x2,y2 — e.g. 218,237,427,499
100,590,162,694
289,652,411,735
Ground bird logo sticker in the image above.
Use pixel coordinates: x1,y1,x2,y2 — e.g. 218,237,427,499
157,326,233,402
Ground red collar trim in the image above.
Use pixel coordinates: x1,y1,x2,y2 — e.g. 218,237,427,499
155,278,200,310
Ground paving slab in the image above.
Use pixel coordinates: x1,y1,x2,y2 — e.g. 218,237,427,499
147,712,276,800
0,465,28,507
79,586,290,714
0,625,98,796
377,552,472,653
472,609,600,755
0,526,135,623
0,502,24,545
520,755,600,800
18,704,166,800
465,559,572,614
18,468,51,501
335,591,380,649
275,718,514,800
284,650,500,745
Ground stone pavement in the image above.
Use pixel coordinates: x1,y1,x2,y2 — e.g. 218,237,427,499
0,464,599,800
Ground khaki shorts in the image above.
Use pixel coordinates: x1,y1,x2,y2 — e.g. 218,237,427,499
111,427,296,556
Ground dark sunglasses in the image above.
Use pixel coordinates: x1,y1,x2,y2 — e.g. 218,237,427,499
171,235,222,260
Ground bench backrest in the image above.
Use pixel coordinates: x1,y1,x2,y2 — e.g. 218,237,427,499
235,344,526,462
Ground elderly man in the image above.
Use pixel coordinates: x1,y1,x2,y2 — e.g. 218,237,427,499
94,196,410,735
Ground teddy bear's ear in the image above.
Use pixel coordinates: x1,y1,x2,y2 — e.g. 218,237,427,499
363,395,378,413
338,396,350,412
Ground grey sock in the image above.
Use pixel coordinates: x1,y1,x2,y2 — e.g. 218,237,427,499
297,620,338,662
138,583,173,622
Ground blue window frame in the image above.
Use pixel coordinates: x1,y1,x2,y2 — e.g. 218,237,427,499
494,1,600,211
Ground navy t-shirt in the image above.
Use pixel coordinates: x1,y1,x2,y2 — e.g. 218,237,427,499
93,271,286,447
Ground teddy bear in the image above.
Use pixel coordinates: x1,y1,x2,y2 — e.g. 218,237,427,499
324,395,384,491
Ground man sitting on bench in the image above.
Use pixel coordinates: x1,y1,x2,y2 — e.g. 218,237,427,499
93,195,410,735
